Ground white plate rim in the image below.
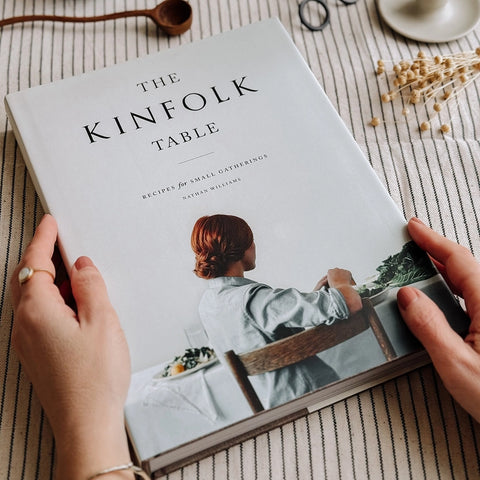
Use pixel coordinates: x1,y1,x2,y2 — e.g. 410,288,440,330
377,0,480,43
152,356,219,381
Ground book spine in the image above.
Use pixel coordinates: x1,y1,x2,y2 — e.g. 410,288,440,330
4,96,51,213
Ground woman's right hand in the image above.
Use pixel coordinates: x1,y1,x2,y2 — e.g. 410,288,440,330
327,268,362,313
397,217,480,423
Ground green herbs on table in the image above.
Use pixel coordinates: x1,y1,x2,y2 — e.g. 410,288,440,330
356,241,437,298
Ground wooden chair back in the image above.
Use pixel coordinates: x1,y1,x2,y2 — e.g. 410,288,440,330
224,298,396,413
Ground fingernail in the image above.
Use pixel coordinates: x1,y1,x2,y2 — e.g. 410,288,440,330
74,256,94,270
397,286,419,310
410,217,424,225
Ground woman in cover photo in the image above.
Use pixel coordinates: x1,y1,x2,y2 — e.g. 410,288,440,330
190,214,362,409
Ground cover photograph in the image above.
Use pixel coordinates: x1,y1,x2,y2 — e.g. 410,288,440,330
4,18,468,475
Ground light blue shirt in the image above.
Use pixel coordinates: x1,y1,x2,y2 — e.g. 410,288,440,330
198,276,350,409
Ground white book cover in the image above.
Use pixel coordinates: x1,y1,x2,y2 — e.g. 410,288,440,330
5,18,467,476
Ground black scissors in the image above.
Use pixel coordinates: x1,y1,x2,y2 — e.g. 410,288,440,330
299,0,358,32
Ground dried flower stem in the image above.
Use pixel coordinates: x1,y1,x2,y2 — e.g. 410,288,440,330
372,48,480,133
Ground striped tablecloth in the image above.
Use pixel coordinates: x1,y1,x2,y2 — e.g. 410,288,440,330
1,1,480,478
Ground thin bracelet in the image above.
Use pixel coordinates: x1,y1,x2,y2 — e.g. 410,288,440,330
88,461,150,479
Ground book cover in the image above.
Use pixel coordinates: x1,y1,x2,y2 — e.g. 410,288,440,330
5,18,468,477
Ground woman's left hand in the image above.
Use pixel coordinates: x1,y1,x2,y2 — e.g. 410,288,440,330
10,214,132,479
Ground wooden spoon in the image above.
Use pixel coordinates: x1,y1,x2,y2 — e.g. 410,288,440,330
0,0,193,36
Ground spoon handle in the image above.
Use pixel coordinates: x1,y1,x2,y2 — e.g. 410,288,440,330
0,9,151,28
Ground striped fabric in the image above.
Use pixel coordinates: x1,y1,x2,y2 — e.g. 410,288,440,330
1,1,480,478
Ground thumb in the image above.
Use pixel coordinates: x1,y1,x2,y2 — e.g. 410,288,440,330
70,256,115,324
397,286,466,369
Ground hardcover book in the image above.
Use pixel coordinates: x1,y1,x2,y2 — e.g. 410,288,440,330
5,18,468,477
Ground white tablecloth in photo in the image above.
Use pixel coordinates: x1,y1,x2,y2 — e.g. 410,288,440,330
126,361,251,459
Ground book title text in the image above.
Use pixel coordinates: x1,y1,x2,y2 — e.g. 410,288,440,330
82,73,258,154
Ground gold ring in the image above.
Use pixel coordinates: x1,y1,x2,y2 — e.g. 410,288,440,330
18,266,55,286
